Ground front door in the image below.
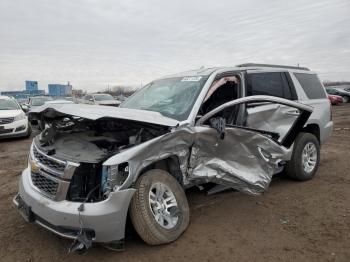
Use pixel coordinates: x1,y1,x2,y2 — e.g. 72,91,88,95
189,96,313,195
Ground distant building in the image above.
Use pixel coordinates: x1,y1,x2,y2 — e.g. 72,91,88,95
25,80,38,92
29,90,45,96
0,91,29,100
48,83,73,97
0,89,45,99
1,80,45,100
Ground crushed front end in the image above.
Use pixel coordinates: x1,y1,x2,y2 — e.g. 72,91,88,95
14,105,172,250
14,140,136,245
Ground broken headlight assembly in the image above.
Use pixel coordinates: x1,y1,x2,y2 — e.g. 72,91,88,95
101,163,129,198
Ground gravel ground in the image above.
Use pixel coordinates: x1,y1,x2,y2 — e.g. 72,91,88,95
0,104,349,262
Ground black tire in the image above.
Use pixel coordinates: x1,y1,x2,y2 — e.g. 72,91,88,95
130,169,190,245
25,122,32,138
285,132,320,181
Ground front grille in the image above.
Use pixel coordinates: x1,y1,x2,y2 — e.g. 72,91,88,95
31,172,59,198
0,128,13,134
30,142,79,201
0,117,14,124
33,146,66,172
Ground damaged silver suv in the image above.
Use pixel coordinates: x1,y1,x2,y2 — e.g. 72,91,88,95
14,64,332,251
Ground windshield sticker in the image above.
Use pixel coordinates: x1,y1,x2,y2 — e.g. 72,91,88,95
181,76,202,82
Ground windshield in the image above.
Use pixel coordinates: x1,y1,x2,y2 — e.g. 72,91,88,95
30,97,52,106
94,94,114,101
121,76,208,120
0,99,20,110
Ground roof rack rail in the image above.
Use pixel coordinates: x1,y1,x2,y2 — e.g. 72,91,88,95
236,63,310,71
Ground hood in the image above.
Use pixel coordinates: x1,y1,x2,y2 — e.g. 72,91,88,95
0,109,23,118
29,103,179,127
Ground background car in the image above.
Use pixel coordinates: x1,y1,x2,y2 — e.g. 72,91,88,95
28,96,53,125
327,94,343,105
82,93,121,106
44,99,75,105
0,95,31,138
326,88,350,103
28,96,53,110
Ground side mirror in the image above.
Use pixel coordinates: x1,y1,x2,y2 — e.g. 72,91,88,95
21,104,29,113
209,117,226,139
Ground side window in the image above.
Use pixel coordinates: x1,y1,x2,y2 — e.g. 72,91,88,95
202,104,240,126
247,72,293,100
294,73,326,99
200,75,240,124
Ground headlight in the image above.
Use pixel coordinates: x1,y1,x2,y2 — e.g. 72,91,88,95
14,112,26,121
101,163,129,197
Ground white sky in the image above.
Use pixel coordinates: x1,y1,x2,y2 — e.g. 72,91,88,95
0,0,349,92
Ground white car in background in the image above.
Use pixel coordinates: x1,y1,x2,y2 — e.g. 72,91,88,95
28,96,53,110
82,93,121,106
0,95,31,138
45,99,75,105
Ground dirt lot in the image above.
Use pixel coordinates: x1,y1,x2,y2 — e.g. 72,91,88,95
0,104,349,262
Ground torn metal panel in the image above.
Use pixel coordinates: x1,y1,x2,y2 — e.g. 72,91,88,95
197,95,313,125
106,124,290,195
104,127,197,188
246,103,299,142
188,126,290,195
29,103,179,127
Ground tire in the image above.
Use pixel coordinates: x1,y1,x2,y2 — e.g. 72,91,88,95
285,132,320,181
130,169,190,245
342,96,349,103
25,122,32,138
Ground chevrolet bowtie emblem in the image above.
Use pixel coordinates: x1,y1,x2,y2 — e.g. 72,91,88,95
30,160,40,173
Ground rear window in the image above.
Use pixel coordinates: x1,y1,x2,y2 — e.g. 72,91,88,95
247,72,293,100
294,73,326,99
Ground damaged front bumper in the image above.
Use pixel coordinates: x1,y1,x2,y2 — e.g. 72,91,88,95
14,167,135,243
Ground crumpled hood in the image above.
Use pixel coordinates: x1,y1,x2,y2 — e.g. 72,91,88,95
29,103,179,127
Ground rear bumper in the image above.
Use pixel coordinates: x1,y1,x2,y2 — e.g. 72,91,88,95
14,167,135,243
0,118,28,138
321,121,333,144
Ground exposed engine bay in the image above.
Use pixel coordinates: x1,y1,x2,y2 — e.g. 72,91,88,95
34,116,170,202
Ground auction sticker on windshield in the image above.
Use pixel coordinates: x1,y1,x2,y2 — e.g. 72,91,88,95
181,76,202,82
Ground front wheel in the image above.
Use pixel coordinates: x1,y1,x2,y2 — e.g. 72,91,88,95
130,169,189,245
24,122,32,138
285,132,320,181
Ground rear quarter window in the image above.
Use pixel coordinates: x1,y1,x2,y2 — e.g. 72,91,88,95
294,73,326,99
247,72,294,100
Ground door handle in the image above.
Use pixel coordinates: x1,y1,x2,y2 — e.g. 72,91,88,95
285,110,300,116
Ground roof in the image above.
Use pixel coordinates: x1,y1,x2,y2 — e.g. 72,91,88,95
158,63,315,80
236,63,310,71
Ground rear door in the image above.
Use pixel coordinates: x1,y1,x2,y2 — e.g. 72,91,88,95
190,96,313,195
291,72,331,143
244,72,298,142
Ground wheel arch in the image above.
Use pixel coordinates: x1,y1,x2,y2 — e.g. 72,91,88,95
302,123,320,142
136,156,184,186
